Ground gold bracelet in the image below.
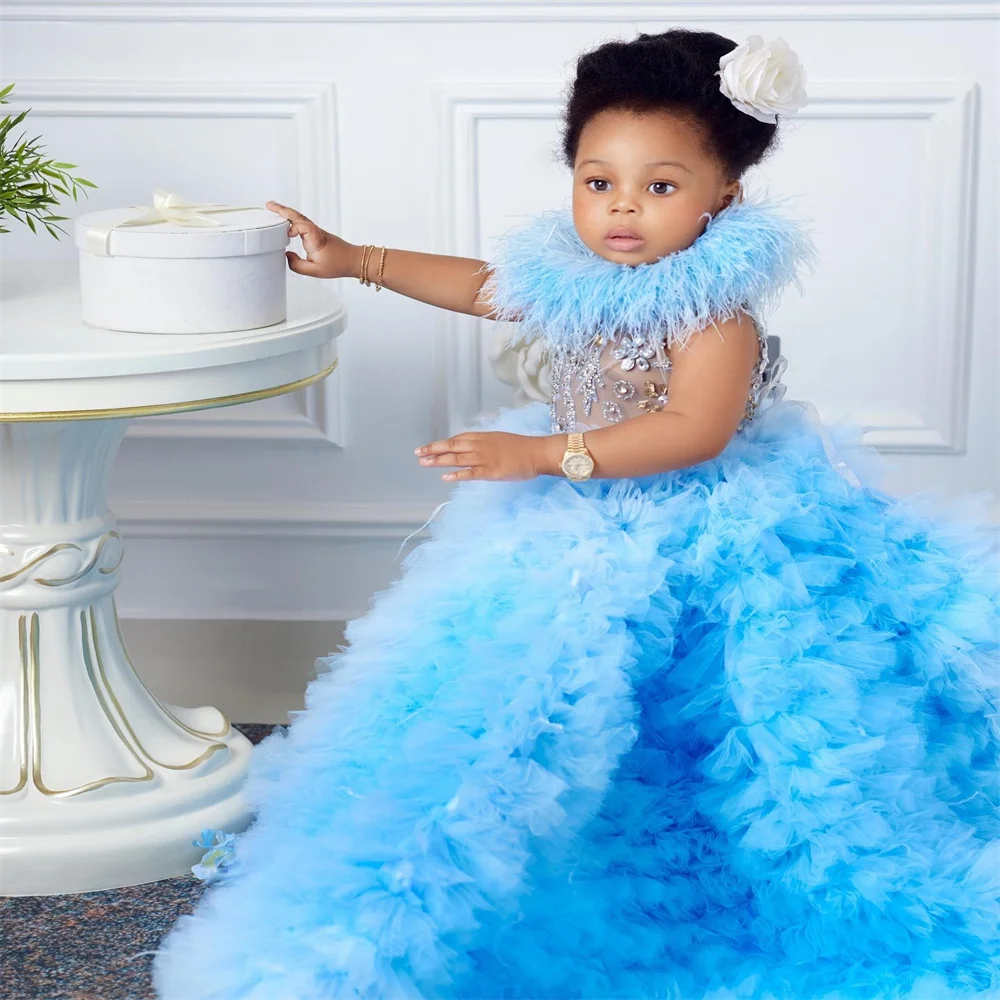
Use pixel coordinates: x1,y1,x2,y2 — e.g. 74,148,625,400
359,244,374,286
375,246,387,292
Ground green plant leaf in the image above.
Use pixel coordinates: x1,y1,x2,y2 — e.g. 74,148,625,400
1,92,97,238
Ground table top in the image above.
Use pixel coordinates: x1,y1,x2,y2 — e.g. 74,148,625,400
0,259,346,381
0,259,347,421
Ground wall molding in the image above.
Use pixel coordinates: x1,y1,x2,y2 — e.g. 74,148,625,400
436,86,565,440
113,499,440,621
115,499,435,540
112,489,999,622
4,2,998,22
6,79,344,446
438,80,980,454
792,80,980,454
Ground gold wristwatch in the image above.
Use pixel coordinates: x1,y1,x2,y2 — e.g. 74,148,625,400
560,431,595,481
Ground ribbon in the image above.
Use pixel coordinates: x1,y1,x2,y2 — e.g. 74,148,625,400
82,189,265,256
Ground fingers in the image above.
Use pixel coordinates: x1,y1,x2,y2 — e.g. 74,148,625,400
442,468,480,482
416,434,478,458
266,200,310,226
415,435,481,479
268,199,326,251
418,451,471,467
285,250,324,276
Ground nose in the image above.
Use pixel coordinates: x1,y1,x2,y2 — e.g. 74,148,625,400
610,189,640,214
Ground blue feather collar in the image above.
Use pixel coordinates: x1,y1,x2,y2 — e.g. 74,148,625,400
481,196,817,354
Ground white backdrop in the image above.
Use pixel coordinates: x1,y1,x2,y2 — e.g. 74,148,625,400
2,1,998,628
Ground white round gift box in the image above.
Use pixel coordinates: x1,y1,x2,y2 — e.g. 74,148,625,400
75,204,290,334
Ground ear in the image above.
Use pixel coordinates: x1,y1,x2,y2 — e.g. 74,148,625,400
719,178,744,211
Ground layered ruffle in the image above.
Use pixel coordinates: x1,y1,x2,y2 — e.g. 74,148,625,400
153,400,999,999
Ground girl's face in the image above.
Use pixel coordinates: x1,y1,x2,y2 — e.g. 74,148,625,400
572,108,741,265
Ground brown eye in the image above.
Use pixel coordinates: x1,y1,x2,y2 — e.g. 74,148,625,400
649,182,676,195
587,179,611,193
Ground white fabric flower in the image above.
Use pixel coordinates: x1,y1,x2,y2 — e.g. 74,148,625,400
488,325,553,406
717,36,807,124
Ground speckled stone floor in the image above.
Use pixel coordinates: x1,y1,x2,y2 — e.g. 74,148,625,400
0,724,274,1000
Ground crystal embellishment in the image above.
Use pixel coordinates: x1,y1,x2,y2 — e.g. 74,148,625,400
577,339,605,417
612,335,655,373
549,348,580,433
602,400,623,422
545,320,784,435
636,380,669,414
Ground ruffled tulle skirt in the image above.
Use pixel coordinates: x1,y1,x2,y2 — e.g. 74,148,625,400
152,399,999,1000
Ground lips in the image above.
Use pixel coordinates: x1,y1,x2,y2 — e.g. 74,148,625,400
605,227,644,251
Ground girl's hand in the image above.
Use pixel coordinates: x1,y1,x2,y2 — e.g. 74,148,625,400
415,432,562,482
266,200,358,279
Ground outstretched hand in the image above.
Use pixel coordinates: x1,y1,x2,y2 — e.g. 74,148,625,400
266,200,357,280
416,431,562,482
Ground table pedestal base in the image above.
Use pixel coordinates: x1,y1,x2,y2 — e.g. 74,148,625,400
1,420,253,896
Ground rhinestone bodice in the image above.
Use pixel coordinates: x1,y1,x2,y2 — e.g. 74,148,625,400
547,319,786,435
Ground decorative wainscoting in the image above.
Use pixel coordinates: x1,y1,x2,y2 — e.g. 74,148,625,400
113,500,433,620
2,1,996,632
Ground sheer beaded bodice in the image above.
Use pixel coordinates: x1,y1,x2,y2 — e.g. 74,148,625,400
547,320,786,435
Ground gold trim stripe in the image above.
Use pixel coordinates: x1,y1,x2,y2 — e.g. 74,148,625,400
37,531,123,587
0,543,81,584
0,358,338,423
0,606,231,798
112,604,231,740
90,607,227,771
58,607,155,796
0,615,31,795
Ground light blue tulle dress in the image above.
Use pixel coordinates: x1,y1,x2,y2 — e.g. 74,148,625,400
153,200,999,1000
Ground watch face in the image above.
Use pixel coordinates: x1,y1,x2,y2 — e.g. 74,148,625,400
562,453,594,479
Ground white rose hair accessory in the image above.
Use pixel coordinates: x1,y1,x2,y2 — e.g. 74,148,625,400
717,35,808,124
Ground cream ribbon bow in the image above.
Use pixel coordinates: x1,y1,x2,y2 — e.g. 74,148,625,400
83,189,263,256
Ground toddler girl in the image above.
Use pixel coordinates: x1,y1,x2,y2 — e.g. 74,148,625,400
155,28,998,1000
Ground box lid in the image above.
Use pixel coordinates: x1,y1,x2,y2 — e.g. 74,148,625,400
75,205,290,259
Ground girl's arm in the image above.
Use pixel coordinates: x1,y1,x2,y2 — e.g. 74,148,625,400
417,311,761,482
266,201,500,318
347,245,499,318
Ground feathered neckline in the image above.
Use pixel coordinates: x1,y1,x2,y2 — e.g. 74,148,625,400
480,196,817,354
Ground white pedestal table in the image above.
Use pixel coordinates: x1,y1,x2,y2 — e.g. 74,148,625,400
0,261,346,895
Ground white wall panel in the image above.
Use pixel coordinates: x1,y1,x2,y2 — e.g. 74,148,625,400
2,2,997,639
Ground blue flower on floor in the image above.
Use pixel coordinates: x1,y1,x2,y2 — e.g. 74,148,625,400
191,829,237,883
